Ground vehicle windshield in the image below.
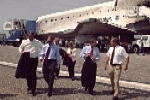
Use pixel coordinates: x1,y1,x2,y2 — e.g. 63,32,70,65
142,36,148,41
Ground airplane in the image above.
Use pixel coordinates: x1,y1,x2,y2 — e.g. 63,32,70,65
35,0,150,44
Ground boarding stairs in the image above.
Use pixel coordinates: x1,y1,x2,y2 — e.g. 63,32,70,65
3,20,27,46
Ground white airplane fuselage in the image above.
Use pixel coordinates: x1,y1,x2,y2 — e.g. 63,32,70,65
36,0,150,43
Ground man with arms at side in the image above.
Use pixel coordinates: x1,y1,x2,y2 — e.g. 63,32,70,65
54,37,61,77
19,30,43,96
104,37,129,100
40,35,60,97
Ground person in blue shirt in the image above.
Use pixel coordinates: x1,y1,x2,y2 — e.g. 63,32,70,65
80,38,100,95
54,37,61,77
40,35,60,97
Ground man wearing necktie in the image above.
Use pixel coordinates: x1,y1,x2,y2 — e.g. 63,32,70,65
104,37,129,100
54,37,61,77
80,38,100,95
40,35,60,97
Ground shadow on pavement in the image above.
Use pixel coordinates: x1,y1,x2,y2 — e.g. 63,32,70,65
0,94,18,99
119,87,150,100
96,82,150,100
36,87,103,96
36,88,79,95
56,76,69,79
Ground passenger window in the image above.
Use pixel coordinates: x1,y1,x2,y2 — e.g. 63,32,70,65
51,19,53,22
61,17,63,20
55,19,57,21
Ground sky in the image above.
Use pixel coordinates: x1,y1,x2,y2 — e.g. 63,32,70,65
0,0,111,33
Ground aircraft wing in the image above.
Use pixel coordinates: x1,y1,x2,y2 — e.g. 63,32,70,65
74,18,137,36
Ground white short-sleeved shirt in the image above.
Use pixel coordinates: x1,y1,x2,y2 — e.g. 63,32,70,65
107,46,128,64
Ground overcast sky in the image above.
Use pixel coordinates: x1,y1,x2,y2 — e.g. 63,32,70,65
0,0,111,33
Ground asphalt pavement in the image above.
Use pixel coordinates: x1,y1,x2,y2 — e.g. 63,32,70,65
0,46,150,100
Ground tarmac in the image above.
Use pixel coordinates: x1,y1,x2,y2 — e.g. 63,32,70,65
0,46,150,100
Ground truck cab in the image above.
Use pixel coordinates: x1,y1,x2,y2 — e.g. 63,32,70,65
131,35,150,53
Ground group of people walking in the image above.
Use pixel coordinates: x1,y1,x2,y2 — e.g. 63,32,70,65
16,30,129,100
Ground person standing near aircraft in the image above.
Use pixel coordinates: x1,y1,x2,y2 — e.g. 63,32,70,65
54,37,61,77
80,38,100,95
104,37,129,100
138,39,145,55
67,41,76,81
40,35,60,97
19,31,43,96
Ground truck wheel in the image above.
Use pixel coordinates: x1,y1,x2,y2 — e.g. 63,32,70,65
133,46,139,53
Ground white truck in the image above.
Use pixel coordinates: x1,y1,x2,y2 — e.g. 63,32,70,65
130,35,150,53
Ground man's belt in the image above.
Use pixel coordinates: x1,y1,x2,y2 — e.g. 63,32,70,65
111,64,121,66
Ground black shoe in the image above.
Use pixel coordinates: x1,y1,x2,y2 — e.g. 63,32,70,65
88,89,94,95
85,87,88,91
113,96,118,100
32,92,36,96
47,93,52,97
71,77,75,81
110,90,115,94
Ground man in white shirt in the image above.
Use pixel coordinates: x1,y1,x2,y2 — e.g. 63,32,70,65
104,37,129,100
19,31,43,96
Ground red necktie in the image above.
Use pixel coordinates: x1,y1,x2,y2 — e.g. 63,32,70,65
70,50,72,54
45,47,50,61
90,48,93,58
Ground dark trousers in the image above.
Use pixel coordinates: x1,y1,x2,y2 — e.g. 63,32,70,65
86,63,97,90
139,47,145,54
26,57,38,93
55,65,60,77
42,59,56,95
68,60,76,78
